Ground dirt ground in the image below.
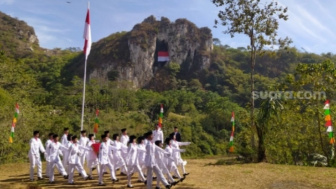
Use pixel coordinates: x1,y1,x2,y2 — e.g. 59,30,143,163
0,157,336,189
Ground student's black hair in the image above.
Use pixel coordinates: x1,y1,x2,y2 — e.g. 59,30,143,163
174,126,178,129
67,134,73,141
155,140,162,146
104,130,110,134
72,135,77,140
81,130,86,134
169,133,175,139
121,128,127,133
64,128,69,132
165,138,171,145
33,130,39,136
128,135,137,145
88,134,94,140
143,132,149,138
112,134,119,140
52,134,59,139
48,133,54,137
137,136,144,144
101,134,106,139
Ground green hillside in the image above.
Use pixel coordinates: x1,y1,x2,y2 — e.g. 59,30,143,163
1,11,336,167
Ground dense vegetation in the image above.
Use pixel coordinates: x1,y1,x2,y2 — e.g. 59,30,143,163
1,11,336,167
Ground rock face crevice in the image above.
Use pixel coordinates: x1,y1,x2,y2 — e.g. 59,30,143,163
88,15,213,89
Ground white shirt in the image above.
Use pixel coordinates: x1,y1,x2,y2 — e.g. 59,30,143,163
29,137,45,158
153,129,164,143
99,142,112,165
68,143,82,164
126,143,145,166
87,140,98,161
49,142,67,163
61,134,68,146
45,139,52,161
145,141,156,168
120,135,129,146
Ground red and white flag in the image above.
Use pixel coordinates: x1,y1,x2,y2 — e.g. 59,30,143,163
158,51,169,62
83,3,91,59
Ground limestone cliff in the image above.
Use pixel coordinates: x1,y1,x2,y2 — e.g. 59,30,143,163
0,11,39,58
85,16,213,89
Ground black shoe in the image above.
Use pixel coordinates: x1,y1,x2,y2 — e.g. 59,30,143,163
180,177,185,182
120,172,127,176
172,181,179,186
63,175,68,179
172,175,179,179
112,178,119,183
165,185,171,189
103,172,108,175
183,173,190,176
37,177,43,180
153,176,157,180
92,167,96,171
68,182,75,185
84,176,89,180
98,182,106,186
144,180,147,185
127,184,134,188
88,175,93,180
79,173,82,176
49,181,55,184
155,187,161,189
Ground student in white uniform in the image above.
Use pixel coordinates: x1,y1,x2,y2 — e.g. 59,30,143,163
98,134,119,186
154,140,179,187
67,135,89,184
164,138,185,182
137,136,147,181
125,135,147,188
120,128,129,175
101,130,113,175
112,134,128,175
169,134,190,177
45,132,54,178
86,134,100,179
145,131,171,189
28,130,46,181
61,128,69,170
79,130,89,168
153,125,164,144
48,134,68,183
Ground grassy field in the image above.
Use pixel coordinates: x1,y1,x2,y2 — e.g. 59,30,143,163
0,157,336,189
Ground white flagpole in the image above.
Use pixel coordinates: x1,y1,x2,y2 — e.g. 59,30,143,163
80,1,90,131
80,58,88,131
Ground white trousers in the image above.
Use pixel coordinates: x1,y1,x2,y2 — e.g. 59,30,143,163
99,163,116,184
68,163,87,183
29,155,42,180
49,159,67,182
127,164,146,185
87,159,100,176
146,165,169,189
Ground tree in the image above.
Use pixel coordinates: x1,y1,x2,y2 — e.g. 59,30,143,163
213,0,292,161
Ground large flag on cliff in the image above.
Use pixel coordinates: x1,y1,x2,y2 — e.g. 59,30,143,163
158,51,169,62
83,4,91,59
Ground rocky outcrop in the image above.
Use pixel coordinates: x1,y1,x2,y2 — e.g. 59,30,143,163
87,16,213,89
0,11,39,57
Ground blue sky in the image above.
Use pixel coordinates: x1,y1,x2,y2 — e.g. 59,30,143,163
1,0,335,54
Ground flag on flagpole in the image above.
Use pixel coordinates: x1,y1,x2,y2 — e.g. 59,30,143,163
229,112,235,152
9,103,19,143
80,2,91,131
158,104,164,128
93,109,99,134
324,100,335,144
83,3,91,60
